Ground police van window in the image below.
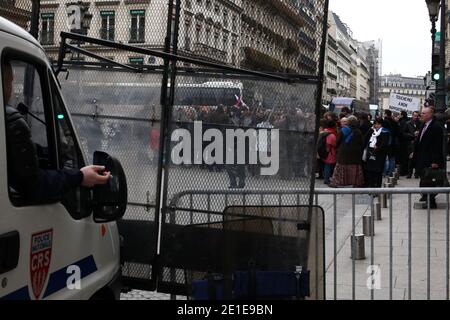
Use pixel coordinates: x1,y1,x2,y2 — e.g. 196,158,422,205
2,58,56,205
49,72,80,170
5,60,48,152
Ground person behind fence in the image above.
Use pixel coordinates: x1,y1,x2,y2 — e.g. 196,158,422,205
413,106,446,209
320,119,337,185
330,116,365,188
383,109,399,177
398,111,411,176
316,119,327,180
225,107,246,189
363,118,389,188
405,111,422,179
2,60,110,203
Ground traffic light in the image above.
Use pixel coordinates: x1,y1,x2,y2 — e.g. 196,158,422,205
432,53,441,82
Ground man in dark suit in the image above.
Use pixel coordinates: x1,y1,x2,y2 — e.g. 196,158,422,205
414,107,446,209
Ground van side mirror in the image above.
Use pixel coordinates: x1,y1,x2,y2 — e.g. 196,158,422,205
92,151,127,223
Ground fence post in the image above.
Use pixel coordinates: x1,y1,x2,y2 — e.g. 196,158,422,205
30,0,41,39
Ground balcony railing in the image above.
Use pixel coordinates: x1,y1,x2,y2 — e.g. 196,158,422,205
192,42,227,62
298,54,317,72
298,31,316,51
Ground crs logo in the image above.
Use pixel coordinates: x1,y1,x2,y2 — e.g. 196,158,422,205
30,230,53,300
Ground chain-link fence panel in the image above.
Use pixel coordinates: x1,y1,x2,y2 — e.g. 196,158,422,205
0,0,36,34
58,67,164,289
37,0,171,65
59,68,162,208
175,0,326,76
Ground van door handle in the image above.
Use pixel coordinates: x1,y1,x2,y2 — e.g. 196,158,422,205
0,231,20,274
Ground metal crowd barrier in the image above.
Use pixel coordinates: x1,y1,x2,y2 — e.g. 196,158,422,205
168,187,450,300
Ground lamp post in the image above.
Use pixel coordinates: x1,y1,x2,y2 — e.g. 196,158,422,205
426,0,448,159
426,0,446,117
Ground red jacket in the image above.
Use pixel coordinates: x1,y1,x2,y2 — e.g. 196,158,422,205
323,128,337,164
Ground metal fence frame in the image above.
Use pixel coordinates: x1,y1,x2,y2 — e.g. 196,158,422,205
49,0,331,293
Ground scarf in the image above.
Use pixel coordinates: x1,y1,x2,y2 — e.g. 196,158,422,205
369,128,389,148
341,126,353,144
369,128,382,148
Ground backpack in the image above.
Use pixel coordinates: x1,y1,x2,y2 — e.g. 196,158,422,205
317,132,331,160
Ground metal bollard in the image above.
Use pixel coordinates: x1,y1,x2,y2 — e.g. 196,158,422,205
363,215,375,236
375,202,382,220
379,194,388,208
351,234,366,260
383,183,392,201
388,176,396,187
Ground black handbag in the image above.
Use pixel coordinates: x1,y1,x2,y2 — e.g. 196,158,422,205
420,168,450,188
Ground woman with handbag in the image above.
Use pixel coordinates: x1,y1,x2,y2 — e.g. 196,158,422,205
363,118,390,188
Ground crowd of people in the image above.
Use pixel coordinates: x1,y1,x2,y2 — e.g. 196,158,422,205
316,106,447,199
152,104,317,188
150,100,448,204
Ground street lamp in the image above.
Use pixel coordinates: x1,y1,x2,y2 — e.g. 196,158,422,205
426,0,440,21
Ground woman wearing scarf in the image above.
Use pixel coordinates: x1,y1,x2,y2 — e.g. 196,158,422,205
363,118,390,188
330,116,365,188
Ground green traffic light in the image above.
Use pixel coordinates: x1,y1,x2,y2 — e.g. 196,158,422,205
433,73,440,81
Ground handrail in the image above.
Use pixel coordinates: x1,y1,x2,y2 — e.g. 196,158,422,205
169,187,450,207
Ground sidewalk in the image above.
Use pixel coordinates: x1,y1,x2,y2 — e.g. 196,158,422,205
316,170,450,300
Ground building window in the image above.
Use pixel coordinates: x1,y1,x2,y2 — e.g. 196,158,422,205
40,13,55,45
232,14,237,31
100,11,115,41
129,57,144,65
223,9,228,28
196,23,201,44
214,31,219,48
130,10,145,43
223,34,228,51
185,20,192,50
205,27,211,45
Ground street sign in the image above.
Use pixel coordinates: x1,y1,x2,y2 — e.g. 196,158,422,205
388,92,420,115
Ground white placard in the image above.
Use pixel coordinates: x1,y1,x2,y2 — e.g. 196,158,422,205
388,93,420,115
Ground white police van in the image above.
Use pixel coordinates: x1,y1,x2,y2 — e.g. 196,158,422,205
0,17,126,300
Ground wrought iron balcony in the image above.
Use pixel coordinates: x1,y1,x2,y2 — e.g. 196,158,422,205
298,54,317,72
298,31,316,51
